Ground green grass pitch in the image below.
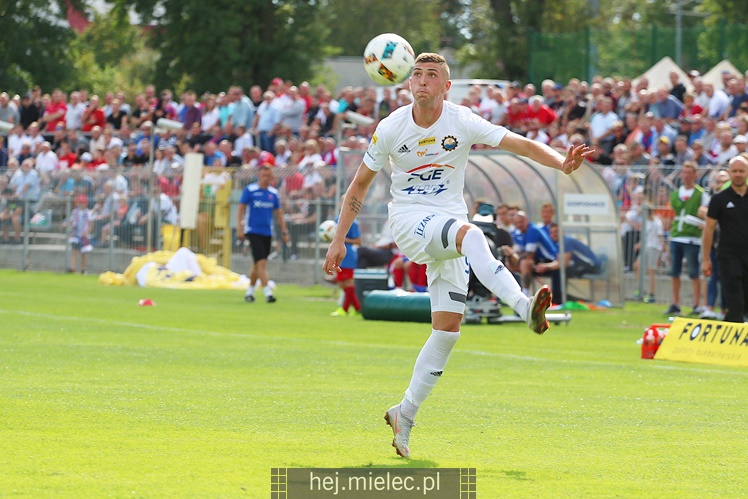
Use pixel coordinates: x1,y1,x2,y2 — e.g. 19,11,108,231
0,269,746,497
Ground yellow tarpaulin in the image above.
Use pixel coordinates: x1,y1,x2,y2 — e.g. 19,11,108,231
98,249,248,290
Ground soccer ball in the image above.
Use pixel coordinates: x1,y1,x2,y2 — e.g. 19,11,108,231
318,220,337,242
363,33,415,86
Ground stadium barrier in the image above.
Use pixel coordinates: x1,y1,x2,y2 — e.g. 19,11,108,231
0,161,717,304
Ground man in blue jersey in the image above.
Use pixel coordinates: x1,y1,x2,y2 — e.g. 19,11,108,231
535,223,602,301
512,210,558,297
237,166,289,303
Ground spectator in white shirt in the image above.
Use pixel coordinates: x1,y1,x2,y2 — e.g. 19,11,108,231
714,130,738,165
589,97,619,143
704,83,731,119
233,126,255,157
7,124,25,158
65,91,86,130
273,139,292,167
200,94,220,132
254,90,281,153
34,141,59,180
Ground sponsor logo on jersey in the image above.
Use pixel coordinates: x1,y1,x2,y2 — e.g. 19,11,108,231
414,214,436,237
402,184,448,196
417,149,438,158
371,132,378,145
402,163,453,196
405,163,455,181
419,137,436,146
441,135,458,151
397,144,410,154
253,199,275,209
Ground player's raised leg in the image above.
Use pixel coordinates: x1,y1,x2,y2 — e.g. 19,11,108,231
432,220,552,334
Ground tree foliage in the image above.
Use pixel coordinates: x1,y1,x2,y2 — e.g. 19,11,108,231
3,0,747,96
0,0,75,94
321,0,443,56
701,0,748,23
68,7,157,98
115,0,331,93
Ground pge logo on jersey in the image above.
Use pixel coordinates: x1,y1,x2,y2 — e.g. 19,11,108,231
405,164,455,182
407,167,444,182
402,164,454,196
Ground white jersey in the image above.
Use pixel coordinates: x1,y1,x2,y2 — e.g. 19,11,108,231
363,101,508,218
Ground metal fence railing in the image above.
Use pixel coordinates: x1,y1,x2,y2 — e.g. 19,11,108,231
0,162,722,304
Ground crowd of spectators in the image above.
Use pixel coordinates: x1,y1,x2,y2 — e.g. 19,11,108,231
1,67,746,301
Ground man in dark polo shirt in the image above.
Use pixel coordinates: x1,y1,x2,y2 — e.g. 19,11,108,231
702,154,748,323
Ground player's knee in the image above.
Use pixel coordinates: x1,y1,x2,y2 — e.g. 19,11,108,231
455,224,482,252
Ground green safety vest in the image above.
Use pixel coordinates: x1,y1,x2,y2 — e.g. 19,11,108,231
670,186,704,239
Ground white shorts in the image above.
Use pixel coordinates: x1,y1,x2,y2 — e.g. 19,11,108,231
390,211,470,314
639,247,660,270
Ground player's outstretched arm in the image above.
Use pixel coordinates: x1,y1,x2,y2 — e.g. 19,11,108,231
323,163,378,275
498,132,593,174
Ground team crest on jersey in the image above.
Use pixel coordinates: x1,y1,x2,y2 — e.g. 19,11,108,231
441,135,458,151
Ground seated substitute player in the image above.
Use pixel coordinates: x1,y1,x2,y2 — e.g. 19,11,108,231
511,210,559,298
323,52,591,459
534,222,602,301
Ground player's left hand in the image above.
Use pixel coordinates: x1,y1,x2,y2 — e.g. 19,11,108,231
562,144,594,174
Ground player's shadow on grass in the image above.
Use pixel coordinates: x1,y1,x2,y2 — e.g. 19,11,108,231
353,459,440,468
500,470,531,481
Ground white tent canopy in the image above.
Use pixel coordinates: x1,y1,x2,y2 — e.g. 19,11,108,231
633,56,690,91
702,59,742,90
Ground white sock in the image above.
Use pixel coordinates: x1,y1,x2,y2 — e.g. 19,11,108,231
245,286,254,297
401,329,459,421
338,290,345,307
263,285,273,298
461,227,529,319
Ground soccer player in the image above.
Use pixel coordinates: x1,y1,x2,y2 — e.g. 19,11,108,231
330,210,363,317
237,166,289,303
322,53,591,458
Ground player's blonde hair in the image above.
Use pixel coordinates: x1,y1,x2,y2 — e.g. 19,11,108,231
415,53,450,79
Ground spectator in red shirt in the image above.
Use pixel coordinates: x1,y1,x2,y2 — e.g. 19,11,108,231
282,166,305,199
40,89,67,132
82,95,106,132
679,93,704,119
57,142,78,169
525,95,557,127
506,98,529,131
